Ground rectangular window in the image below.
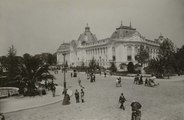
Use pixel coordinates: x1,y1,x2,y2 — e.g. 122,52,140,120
113,56,116,61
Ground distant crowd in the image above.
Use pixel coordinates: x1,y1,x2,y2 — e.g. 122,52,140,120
134,74,159,87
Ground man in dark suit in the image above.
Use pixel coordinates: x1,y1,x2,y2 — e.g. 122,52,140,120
119,93,126,110
75,89,80,103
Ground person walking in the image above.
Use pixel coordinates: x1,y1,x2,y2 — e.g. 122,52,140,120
104,72,106,77
78,78,85,89
81,89,85,103
134,76,138,84
75,89,80,103
93,74,96,82
145,78,148,86
71,72,73,78
0,113,5,120
62,89,70,105
136,109,141,120
116,78,119,87
130,101,142,120
52,84,56,97
87,73,90,81
118,77,122,87
90,73,93,82
139,75,143,85
78,78,81,85
119,93,126,110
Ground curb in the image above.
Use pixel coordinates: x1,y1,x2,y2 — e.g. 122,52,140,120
0,88,72,114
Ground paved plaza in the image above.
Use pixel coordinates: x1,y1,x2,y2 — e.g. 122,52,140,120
2,71,184,120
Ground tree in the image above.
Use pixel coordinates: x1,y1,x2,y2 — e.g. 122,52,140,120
80,61,85,71
119,63,126,69
109,62,117,73
127,62,135,73
174,45,184,75
0,46,55,94
147,38,178,78
135,45,149,66
19,55,54,96
148,58,165,78
96,62,100,70
6,45,21,81
47,53,57,65
159,38,175,58
159,38,176,77
0,46,26,86
0,56,8,72
32,53,57,66
88,57,97,72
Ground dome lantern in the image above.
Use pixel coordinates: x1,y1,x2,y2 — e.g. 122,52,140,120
85,23,90,32
78,23,97,43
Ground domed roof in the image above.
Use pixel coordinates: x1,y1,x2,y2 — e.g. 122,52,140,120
111,22,136,39
57,43,70,53
78,24,97,43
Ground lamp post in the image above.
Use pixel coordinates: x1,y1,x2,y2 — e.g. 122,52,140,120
99,56,102,75
62,52,69,105
63,53,66,91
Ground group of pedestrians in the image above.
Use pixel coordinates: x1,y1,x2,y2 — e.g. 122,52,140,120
134,74,143,85
90,73,96,82
64,70,144,119
145,75,159,87
74,89,85,103
75,77,85,103
119,93,142,120
134,74,159,87
71,71,78,78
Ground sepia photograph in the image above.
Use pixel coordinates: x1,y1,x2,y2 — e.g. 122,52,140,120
0,0,184,120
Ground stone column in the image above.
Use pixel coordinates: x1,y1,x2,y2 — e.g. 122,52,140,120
132,45,135,61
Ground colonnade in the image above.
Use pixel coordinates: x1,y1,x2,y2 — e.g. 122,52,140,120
85,46,108,66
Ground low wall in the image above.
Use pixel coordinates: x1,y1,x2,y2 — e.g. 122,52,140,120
0,87,19,98
127,74,152,77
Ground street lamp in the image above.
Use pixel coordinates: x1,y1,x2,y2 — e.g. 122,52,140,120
61,52,69,105
62,53,66,91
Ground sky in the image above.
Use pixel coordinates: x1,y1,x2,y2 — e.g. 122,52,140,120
0,0,184,56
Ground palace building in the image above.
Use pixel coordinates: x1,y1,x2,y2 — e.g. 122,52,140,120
57,22,161,70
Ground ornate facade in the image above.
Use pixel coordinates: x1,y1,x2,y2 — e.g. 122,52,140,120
57,22,161,70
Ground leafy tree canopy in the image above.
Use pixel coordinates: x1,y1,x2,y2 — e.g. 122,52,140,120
127,62,135,73
159,38,175,59
135,45,149,66
109,62,117,73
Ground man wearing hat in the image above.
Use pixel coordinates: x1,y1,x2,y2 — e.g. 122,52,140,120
119,93,126,110
131,101,142,120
